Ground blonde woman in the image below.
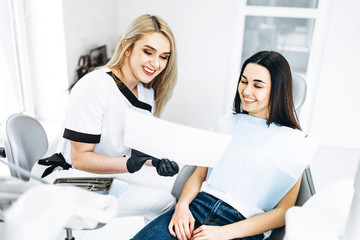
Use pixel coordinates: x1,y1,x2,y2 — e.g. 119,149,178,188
38,14,179,220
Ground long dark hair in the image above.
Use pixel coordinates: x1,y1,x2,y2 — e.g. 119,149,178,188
233,51,301,130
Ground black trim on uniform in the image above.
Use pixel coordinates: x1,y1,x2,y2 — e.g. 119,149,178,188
106,72,152,113
63,128,101,144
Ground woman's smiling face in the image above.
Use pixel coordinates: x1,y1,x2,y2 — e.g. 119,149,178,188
125,32,171,84
238,63,272,119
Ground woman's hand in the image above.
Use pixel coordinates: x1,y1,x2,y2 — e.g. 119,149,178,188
191,225,229,240
126,149,153,173
168,203,195,240
152,158,179,176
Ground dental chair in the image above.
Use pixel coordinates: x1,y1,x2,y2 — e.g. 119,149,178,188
171,73,315,240
0,113,115,240
0,113,48,181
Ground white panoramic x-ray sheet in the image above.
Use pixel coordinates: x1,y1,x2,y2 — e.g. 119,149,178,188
124,109,232,167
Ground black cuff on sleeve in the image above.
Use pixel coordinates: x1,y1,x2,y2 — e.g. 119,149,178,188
63,128,101,144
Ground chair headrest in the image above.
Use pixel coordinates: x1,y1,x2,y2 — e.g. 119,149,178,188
292,73,307,112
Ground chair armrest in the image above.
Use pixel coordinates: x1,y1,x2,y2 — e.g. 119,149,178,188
171,165,196,200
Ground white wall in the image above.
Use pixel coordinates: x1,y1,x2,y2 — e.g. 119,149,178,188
161,0,237,130
63,0,118,85
114,0,237,130
23,0,360,150
25,0,119,148
112,0,360,149
309,0,360,149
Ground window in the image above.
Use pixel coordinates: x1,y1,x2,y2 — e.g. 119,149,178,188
242,16,315,75
247,0,318,8
239,1,322,76
0,0,34,123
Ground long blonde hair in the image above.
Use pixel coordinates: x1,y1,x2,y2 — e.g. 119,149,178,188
106,14,177,117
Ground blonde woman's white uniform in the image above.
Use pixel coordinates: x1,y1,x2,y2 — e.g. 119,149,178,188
34,67,176,221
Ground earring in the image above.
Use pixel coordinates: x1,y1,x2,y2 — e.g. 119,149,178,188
240,102,243,113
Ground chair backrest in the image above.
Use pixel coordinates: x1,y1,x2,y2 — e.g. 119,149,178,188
171,165,196,200
1,113,48,181
292,73,307,115
268,166,315,239
267,73,310,239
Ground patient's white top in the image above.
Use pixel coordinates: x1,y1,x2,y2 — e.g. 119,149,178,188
201,113,316,220
59,67,155,164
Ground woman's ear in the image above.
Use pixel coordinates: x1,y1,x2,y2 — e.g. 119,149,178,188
122,40,130,57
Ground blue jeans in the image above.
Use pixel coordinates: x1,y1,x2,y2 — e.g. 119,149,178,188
131,192,264,240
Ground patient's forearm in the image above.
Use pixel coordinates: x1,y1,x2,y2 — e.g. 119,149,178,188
177,166,207,207
222,208,286,239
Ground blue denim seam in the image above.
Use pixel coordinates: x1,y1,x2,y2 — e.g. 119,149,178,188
203,199,224,224
206,204,227,225
234,208,246,221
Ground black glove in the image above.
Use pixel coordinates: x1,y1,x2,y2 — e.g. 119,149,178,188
126,149,154,173
152,158,179,177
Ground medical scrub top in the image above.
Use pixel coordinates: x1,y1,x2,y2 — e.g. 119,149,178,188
59,67,155,164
